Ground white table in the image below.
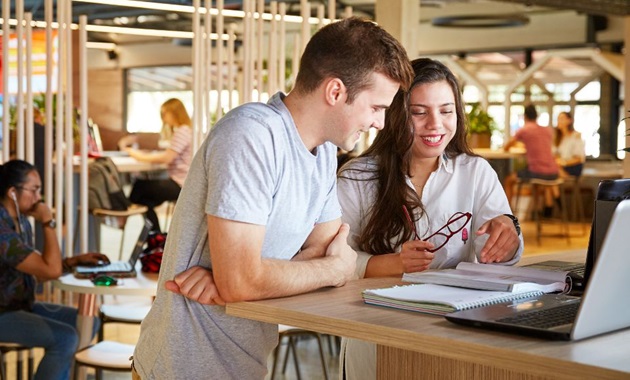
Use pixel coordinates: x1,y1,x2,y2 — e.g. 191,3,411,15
473,147,526,160
71,154,167,173
53,267,158,350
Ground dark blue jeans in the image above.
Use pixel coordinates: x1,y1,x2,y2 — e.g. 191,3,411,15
0,302,100,380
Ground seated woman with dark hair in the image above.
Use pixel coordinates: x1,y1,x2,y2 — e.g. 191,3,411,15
555,111,585,177
0,159,109,380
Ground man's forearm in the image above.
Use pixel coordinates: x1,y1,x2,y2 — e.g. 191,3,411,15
217,255,346,302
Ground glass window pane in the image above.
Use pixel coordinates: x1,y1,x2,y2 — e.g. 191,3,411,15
574,105,600,158
575,82,600,101
127,91,193,133
462,85,480,103
488,85,506,103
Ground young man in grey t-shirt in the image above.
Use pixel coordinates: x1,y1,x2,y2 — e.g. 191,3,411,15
133,17,413,379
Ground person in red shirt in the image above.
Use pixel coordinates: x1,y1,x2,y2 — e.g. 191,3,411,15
504,104,559,217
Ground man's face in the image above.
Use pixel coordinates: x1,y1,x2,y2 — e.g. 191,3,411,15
333,72,400,151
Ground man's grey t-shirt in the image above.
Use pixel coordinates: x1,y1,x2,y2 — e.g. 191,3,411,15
133,92,341,379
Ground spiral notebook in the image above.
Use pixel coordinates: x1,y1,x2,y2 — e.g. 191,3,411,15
362,283,544,316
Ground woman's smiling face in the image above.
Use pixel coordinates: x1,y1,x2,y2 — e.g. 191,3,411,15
409,80,457,161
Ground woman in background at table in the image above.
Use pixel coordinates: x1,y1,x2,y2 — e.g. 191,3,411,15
0,160,109,380
336,58,523,380
555,111,585,177
126,98,193,232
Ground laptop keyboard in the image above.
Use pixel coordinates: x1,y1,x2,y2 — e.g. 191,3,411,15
99,262,129,272
497,302,580,329
77,261,130,273
563,264,585,277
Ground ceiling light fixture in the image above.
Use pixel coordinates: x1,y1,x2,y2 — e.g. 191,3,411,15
86,41,117,50
432,14,529,28
0,18,229,40
73,0,333,25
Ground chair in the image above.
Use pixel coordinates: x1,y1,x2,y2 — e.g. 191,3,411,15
0,343,34,380
74,204,148,261
162,201,176,232
515,178,570,245
562,175,587,233
73,341,135,380
97,300,152,342
270,325,329,380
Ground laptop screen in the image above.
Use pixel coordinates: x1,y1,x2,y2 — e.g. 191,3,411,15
585,178,630,284
128,220,151,266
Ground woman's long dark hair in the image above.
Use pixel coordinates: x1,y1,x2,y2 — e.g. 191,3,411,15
338,58,474,255
555,111,574,146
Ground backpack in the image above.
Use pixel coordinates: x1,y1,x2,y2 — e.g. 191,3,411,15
88,157,132,211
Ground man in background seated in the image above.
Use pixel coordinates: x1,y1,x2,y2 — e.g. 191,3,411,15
504,104,560,217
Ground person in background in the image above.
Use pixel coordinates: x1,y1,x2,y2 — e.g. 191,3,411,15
555,111,585,177
336,58,523,380
125,98,193,232
0,159,109,380
503,104,560,217
131,17,413,379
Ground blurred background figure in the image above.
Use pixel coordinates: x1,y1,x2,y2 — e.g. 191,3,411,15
555,111,586,178
503,104,559,217
125,98,193,232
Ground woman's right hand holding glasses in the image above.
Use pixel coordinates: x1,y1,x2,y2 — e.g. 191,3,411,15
399,239,434,273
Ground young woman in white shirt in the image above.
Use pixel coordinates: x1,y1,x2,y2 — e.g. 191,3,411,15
555,111,585,177
336,58,524,380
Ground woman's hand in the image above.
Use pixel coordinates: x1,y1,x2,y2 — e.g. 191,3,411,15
399,240,435,273
477,215,520,263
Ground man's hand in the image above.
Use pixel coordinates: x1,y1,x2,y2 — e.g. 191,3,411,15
477,215,520,263
71,252,111,267
324,223,357,287
165,266,225,306
27,201,53,224
399,240,435,273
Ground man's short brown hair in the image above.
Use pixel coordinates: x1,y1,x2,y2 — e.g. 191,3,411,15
293,17,413,103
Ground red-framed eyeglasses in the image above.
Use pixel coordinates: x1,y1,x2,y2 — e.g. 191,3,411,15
402,206,472,253
423,212,472,252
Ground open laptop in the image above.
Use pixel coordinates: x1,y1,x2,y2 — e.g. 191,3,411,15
445,198,630,341
73,219,151,278
522,178,630,291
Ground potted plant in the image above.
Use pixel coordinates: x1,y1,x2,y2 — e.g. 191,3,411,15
0,94,81,154
466,102,497,149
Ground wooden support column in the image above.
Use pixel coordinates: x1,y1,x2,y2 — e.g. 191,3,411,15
374,0,419,59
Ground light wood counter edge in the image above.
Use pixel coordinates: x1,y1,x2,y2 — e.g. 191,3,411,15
227,276,628,380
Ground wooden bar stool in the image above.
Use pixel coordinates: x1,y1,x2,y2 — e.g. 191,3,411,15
162,201,176,232
528,178,571,245
73,341,135,380
0,343,34,380
270,325,329,380
97,301,152,342
562,175,587,234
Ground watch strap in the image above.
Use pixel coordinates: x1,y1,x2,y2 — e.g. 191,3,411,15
503,214,521,236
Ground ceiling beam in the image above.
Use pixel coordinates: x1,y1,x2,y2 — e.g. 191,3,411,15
492,0,630,16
